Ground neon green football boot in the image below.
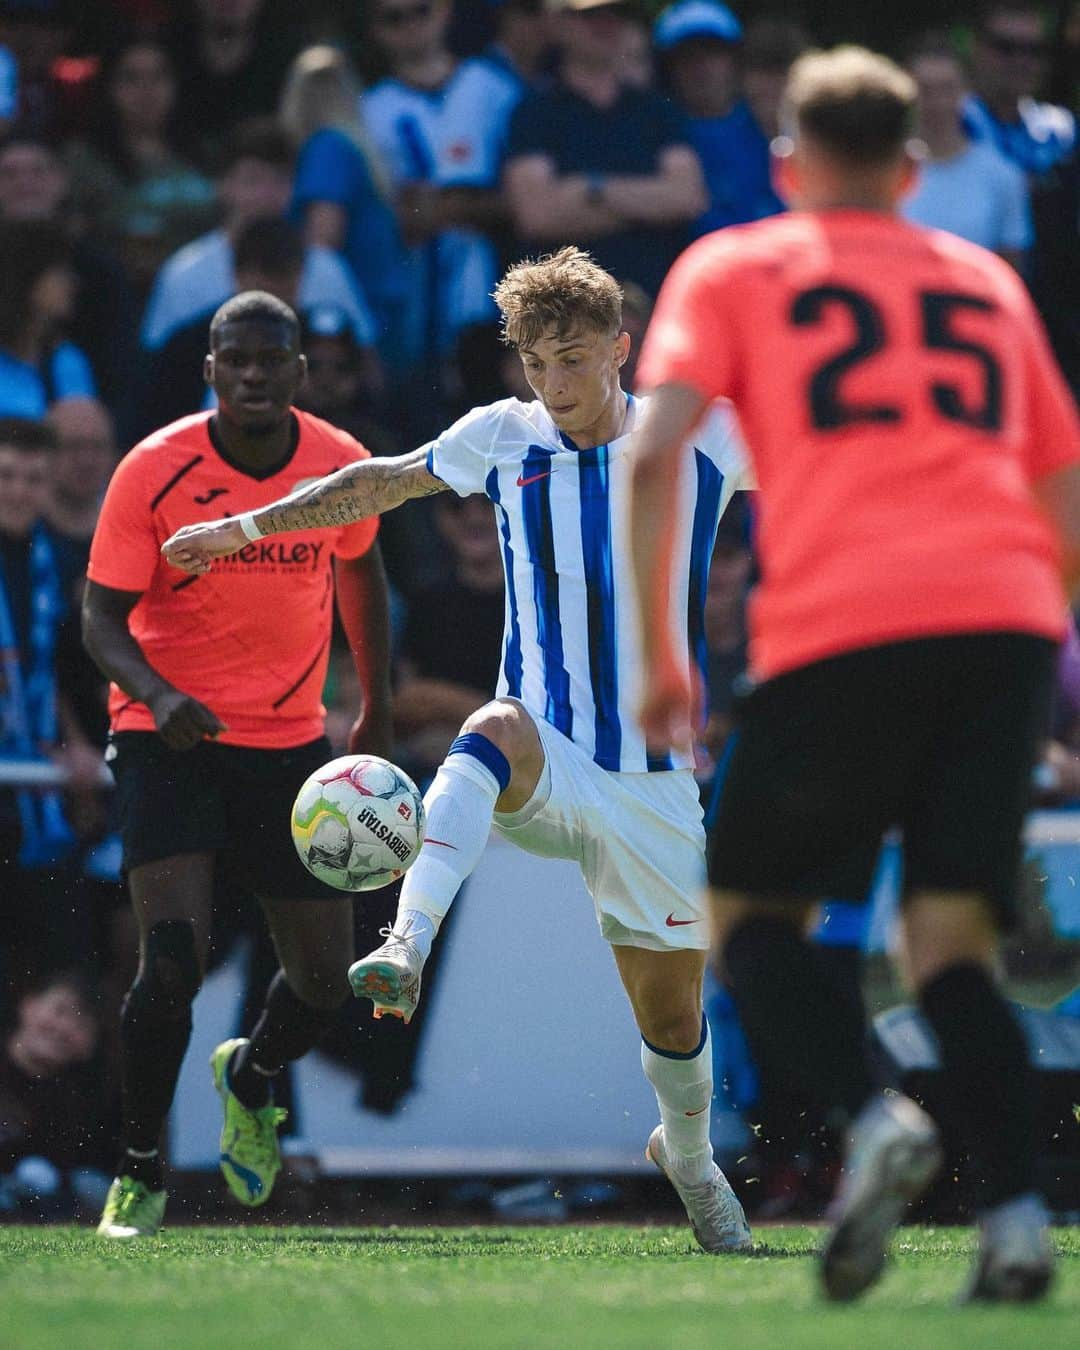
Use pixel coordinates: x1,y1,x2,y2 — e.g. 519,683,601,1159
210,1037,288,1207
97,1175,167,1239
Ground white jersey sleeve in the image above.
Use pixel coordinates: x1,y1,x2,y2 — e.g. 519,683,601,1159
423,400,510,497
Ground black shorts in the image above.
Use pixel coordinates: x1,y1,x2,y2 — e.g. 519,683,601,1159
707,633,1057,927
109,732,344,901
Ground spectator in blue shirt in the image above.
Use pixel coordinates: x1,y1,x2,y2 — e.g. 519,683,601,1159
505,0,705,301
964,1,1077,388
964,2,1075,175
0,137,138,439
280,45,409,375
0,222,95,420
362,0,522,438
904,37,1032,270
654,2,805,237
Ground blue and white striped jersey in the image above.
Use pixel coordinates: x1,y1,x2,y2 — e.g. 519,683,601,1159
425,394,750,773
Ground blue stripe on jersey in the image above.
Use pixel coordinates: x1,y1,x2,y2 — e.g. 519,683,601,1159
688,449,725,698
486,466,523,697
520,444,572,739
645,448,722,775
647,749,675,772
577,445,621,769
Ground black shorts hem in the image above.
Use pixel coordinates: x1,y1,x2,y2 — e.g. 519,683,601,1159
706,633,1057,928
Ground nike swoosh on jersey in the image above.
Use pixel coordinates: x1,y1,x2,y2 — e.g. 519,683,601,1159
516,470,553,487
665,914,700,927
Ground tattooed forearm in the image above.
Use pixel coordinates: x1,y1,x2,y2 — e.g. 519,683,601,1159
255,449,447,535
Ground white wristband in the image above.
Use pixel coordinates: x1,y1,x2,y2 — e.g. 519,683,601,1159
237,511,263,542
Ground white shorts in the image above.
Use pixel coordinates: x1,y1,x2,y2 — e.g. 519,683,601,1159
493,711,708,951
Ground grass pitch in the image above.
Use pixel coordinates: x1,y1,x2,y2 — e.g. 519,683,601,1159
1,1224,1077,1349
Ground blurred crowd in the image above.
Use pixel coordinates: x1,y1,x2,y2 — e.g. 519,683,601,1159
0,0,1076,1213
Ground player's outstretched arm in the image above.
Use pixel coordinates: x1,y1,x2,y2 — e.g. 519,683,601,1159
161,448,448,573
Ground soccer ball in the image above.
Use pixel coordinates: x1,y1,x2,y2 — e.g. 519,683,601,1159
290,755,425,892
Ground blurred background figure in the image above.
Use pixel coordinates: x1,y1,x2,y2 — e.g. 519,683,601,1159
965,0,1078,387
903,34,1031,269
0,220,93,418
479,0,555,91
966,0,1075,173
43,397,116,604
741,16,812,142
614,6,654,90
139,118,375,360
63,33,217,290
618,279,652,390
45,396,116,766
362,0,522,441
0,0,84,141
655,2,807,235
505,0,705,303
165,0,306,170
135,213,372,436
280,43,406,377
394,492,504,785
0,969,111,1220
295,302,388,446
293,301,444,607
0,417,99,1023
0,138,136,434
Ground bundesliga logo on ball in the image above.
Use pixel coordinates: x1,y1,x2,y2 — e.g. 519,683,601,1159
290,755,425,891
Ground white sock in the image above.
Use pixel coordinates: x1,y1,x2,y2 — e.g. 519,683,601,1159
641,1017,714,1182
391,908,437,961
393,752,502,950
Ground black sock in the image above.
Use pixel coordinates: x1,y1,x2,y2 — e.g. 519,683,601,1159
229,971,340,1110
118,922,200,1166
723,915,873,1124
918,962,1035,1210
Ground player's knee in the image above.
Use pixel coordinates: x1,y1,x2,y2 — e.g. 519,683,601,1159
902,892,998,988
460,700,535,771
133,919,203,1019
640,1006,704,1056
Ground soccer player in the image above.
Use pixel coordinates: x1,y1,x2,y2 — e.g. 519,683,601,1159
83,292,392,1238
163,247,754,1255
628,47,1080,1301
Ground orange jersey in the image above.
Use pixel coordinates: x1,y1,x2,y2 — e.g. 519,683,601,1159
638,210,1080,680
87,410,379,749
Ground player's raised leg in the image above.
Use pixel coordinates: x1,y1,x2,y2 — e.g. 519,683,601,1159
98,856,213,1239
349,699,543,1021
212,896,353,1207
614,944,751,1254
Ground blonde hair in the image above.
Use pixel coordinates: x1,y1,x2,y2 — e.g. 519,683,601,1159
278,45,391,201
493,247,623,350
784,46,917,165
